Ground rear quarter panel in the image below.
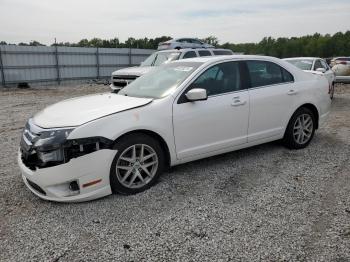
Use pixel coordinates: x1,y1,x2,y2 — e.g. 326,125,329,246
285,73,331,128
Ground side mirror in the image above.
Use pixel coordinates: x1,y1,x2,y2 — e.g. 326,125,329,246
185,88,207,102
316,68,326,73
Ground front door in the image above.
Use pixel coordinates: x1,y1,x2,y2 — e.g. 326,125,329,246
173,61,249,159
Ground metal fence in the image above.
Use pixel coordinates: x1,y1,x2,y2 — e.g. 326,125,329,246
0,45,154,87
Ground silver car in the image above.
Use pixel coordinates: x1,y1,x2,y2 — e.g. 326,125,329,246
158,38,214,50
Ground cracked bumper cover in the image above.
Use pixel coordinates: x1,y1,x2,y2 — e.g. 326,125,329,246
18,148,116,202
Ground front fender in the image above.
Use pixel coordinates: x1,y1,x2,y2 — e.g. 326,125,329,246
68,97,177,165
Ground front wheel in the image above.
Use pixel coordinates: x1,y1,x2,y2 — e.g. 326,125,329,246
283,107,316,149
110,134,164,195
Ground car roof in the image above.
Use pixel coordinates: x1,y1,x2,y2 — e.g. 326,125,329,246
283,57,320,61
174,37,199,40
170,55,313,82
157,48,232,54
173,55,282,64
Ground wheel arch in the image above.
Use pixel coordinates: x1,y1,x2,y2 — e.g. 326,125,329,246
112,129,171,168
292,103,320,129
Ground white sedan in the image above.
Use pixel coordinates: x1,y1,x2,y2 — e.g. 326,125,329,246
18,55,331,202
283,57,336,99
158,38,214,50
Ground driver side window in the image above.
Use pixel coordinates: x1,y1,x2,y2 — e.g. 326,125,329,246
189,61,241,96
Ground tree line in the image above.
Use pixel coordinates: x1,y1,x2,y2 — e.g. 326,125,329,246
1,31,349,58
220,31,350,58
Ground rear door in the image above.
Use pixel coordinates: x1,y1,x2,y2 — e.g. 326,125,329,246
245,60,297,142
179,38,193,49
191,39,204,48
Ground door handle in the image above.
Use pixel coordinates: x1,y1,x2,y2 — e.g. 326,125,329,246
231,97,246,106
287,89,298,95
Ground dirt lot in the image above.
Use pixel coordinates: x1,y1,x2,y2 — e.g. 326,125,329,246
1,83,350,261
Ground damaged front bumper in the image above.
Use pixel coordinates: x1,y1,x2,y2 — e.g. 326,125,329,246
18,148,116,202
18,119,117,202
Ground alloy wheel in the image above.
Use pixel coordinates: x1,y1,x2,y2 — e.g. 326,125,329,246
115,144,158,189
293,114,313,145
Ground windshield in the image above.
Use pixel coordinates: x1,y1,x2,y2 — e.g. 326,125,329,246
285,59,313,70
141,53,157,67
141,52,181,67
118,62,202,99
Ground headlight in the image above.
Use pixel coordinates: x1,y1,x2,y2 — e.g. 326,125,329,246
33,128,74,152
33,128,73,164
20,118,114,169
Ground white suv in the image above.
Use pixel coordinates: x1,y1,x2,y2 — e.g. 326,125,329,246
19,55,331,202
110,48,233,91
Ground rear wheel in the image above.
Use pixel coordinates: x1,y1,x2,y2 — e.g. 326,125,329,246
175,46,181,50
110,134,164,195
283,107,316,149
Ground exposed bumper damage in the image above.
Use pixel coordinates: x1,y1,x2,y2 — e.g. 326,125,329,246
18,149,115,202
18,119,116,202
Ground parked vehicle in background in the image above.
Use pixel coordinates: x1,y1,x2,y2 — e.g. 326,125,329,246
18,55,331,202
158,38,215,50
110,48,233,91
329,57,350,83
329,57,350,67
283,57,336,99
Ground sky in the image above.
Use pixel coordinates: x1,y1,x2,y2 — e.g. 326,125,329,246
0,0,349,45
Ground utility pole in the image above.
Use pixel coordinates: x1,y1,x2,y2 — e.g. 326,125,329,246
54,38,61,85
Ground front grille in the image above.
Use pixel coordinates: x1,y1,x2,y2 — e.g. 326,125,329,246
21,150,39,170
112,81,128,88
113,75,138,80
112,75,138,88
26,179,46,195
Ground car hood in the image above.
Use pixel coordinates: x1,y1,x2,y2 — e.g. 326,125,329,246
111,66,154,77
33,93,153,128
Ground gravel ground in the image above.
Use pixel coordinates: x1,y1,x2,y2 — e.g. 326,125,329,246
0,83,350,261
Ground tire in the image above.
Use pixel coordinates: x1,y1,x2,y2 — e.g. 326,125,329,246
110,133,165,195
283,107,316,149
330,83,335,100
175,46,181,50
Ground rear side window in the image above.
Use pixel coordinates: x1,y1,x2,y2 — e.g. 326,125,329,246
192,39,202,44
246,60,294,88
198,50,212,57
213,50,232,56
183,51,197,59
282,68,294,82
